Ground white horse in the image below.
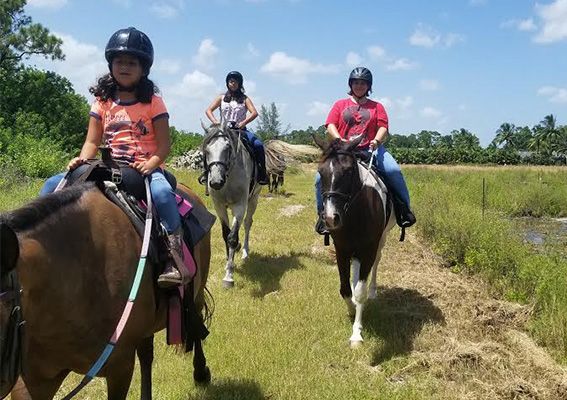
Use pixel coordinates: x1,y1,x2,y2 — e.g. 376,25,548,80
201,122,261,288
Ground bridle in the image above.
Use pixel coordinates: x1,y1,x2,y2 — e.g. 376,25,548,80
321,150,364,214
204,127,237,176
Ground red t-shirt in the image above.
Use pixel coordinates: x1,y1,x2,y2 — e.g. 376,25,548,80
325,98,388,148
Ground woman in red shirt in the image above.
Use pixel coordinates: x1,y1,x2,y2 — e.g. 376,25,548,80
315,67,416,233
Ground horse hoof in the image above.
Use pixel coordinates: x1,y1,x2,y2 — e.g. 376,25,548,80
368,290,377,300
222,279,235,289
194,366,211,385
241,250,249,260
350,339,363,349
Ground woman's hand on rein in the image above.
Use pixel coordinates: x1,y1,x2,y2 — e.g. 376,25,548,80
67,157,86,171
130,161,155,176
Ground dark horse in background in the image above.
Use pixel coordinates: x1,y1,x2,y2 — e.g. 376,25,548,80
314,136,395,347
0,182,212,399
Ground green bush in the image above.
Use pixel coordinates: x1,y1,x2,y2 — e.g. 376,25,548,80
7,134,67,177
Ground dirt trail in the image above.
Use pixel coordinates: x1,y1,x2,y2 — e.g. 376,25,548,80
314,230,567,399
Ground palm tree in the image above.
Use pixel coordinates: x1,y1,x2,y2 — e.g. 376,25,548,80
537,114,561,151
493,122,517,149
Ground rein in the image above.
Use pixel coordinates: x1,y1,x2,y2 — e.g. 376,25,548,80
60,177,154,399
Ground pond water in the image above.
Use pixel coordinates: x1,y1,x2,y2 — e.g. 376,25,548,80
515,217,567,254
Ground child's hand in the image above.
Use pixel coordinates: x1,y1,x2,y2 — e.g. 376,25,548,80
130,161,155,176
68,157,86,171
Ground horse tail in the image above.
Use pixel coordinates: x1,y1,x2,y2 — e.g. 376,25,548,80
201,286,215,328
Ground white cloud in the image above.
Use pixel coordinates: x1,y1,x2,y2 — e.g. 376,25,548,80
154,59,181,75
397,96,414,110
27,33,106,98
247,43,260,57
419,79,440,91
367,46,386,60
537,86,567,103
27,0,68,8
168,70,217,100
533,0,567,43
409,26,441,48
501,18,538,32
409,24,464,48
421,106,443,119
386,58,418,71
192,39,219,70
307,101,331,116
260,51,340,84
346,52,363,67
150,0,185,19
377,97,393,110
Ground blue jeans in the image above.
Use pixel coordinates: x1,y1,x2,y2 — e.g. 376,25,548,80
243,130,265,163
314,145,411,213
40,168,181,233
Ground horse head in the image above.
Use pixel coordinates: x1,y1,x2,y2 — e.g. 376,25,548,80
314,135,364,231
0,223,23,399
202,123,239,190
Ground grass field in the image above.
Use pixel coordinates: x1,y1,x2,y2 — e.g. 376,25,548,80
2,164,567,399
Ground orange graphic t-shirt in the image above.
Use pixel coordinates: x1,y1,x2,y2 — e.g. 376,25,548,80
89,95,169,164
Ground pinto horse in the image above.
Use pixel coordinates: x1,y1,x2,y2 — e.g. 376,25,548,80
0,182,211,399
201,122,262,288
314,136,395,346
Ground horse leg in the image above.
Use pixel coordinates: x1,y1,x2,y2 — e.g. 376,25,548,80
368,235,388,300
192,339,211,385
16,370,68,400
222,208,243,287
241,193,259,260
137,336,154,400
350,258,370,347
336,250,354,318
105,352,135,400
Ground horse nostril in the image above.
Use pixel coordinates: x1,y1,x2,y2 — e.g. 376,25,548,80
333,214,340,225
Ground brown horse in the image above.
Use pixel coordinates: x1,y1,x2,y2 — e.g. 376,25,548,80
0,181,211,399
314,136,395,347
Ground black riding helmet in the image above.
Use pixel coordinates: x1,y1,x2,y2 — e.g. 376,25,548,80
226,71,244,88
105,27,154,75
348,67,373,92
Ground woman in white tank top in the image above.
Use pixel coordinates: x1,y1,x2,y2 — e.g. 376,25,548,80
204,71,269,185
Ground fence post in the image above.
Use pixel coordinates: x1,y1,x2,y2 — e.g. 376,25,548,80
482,177,486,218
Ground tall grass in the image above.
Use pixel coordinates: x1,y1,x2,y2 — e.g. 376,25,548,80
407,165,567,360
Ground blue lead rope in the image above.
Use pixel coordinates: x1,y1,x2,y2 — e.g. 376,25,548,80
61,178,153,399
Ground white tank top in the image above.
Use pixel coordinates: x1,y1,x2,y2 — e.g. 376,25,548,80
220,97,247,125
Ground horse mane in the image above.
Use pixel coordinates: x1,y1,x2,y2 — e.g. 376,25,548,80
201,123,224,149
0,182,97,233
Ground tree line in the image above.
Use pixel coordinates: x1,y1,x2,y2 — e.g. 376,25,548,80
1,0,565,180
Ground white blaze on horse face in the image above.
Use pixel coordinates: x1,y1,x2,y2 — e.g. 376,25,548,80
323,160,340,223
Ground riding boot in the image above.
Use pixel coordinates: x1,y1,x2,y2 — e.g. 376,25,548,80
257,159,269,185
393,196,416,228
314,212,329,235
157,227,191,288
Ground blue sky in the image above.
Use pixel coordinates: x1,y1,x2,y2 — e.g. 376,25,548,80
25,0,567,146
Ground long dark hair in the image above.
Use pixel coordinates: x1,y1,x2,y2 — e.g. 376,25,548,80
89,73,159,103
223,88,246,104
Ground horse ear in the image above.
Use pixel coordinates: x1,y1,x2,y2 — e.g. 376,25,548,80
0,224,19,276
346,135,364,152
312,134,328,151
200,120,210,135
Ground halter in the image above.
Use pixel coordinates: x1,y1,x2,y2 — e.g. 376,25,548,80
321,150,364,214
204,127,237,177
